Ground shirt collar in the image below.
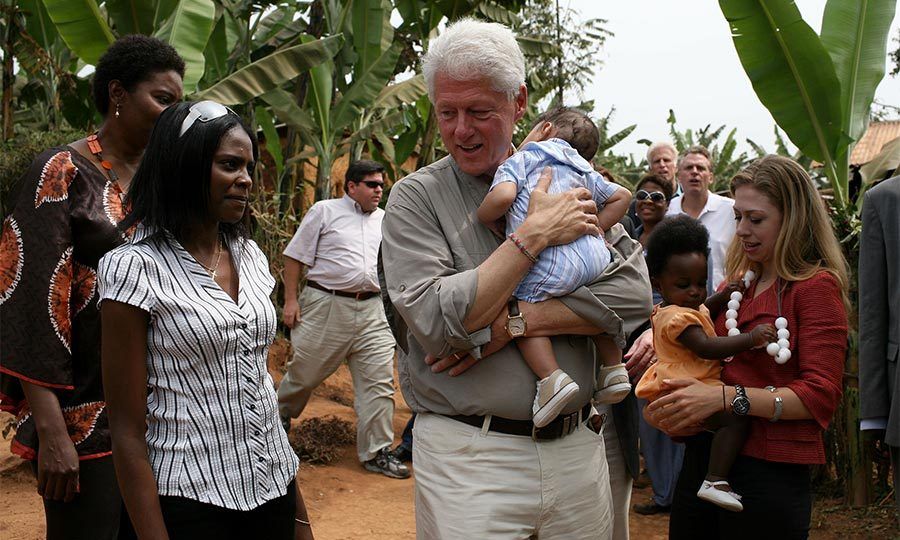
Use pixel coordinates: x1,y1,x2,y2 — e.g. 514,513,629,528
342,193,377,214
130,222,161,244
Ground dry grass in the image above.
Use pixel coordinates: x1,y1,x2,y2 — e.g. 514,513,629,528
287,416,356,465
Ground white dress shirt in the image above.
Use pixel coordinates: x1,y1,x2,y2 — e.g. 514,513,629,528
667,191,736,291
284,195,383,293
98,226,299,511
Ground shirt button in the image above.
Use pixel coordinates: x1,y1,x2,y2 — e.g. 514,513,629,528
254,430,261,436
248,404,256,410
257,456,264,463
243,349,250,355
239,323,248,329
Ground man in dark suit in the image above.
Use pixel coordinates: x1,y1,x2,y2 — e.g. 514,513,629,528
858,175,899,520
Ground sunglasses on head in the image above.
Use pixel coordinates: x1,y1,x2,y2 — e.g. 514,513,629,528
359,180,384,189
635,189,667,203
179,100,237,138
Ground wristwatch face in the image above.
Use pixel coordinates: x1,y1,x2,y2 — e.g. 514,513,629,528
732,396,751,416
506,316,526,338
732,385,750,416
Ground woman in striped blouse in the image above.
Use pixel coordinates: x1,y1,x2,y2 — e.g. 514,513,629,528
98,101,312,539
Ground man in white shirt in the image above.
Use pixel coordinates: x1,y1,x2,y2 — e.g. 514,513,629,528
666,145,735,292
278,160,409,479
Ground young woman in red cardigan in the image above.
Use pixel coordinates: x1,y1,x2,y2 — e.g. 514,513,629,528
644,155,849,539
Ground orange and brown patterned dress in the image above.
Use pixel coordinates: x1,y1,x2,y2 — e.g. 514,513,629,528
0,146,131,461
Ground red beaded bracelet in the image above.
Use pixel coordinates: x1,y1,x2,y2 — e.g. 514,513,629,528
508,232,537,263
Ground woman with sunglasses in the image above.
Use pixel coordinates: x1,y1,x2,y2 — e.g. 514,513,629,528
98,101,312,539
0,36,183,539
632,174,674,249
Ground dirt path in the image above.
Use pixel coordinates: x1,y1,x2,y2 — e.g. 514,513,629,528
1,359,894,539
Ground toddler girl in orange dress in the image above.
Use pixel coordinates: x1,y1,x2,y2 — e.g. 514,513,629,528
635,216,775,511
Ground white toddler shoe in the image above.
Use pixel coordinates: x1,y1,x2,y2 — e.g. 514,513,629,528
697,480,743,512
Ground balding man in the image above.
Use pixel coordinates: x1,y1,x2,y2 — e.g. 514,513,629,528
381,18,651,539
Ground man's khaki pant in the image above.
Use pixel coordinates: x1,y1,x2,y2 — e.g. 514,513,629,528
412,412,613,540
277,286,396,462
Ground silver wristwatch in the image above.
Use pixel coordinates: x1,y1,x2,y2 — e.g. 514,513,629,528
765,386,783,422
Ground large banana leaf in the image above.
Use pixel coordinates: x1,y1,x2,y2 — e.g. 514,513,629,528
332,43,400,132
197,34,343,105
372,74,427,110
202,14,229,84
352,0,393,75
20,0,59,49
820,0,897,143
255,104,284,181
40,0,114,65
719,0,845,193
261,88,318,138
154,0,216,92
105,0,158,35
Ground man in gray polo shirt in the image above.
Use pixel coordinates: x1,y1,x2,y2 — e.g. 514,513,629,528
381,18,651,539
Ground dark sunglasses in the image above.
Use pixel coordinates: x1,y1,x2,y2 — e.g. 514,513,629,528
635,189,667,203
179,100,237,138
359,180,384,189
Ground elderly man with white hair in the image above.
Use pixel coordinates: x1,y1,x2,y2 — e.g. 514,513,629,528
381,18,651,539
626,141,680,229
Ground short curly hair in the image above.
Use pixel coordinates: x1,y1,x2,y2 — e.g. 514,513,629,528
92,35,185,116
645,215,710,278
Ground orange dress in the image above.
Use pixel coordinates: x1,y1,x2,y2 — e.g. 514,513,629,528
635,304,724,402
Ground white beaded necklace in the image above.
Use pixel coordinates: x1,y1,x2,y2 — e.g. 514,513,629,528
724,270,792,364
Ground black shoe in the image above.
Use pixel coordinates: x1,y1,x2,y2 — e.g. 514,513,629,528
280,415,292,434
364,447,411,479
391,445,412,463
633,501,671,515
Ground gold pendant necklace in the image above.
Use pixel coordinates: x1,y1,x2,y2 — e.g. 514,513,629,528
197,238,224,278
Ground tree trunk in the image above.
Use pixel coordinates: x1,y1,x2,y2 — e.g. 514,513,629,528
416,107,437,169
315,153,333,203
1,7,17,141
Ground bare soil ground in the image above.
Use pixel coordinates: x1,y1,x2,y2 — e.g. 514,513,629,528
1,339,896,539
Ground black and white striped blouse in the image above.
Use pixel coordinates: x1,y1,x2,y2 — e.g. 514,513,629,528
98,225,299,511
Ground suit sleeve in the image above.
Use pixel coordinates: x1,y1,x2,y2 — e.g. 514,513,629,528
858,190,890,420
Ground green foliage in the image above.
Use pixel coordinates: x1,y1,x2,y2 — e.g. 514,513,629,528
719,0,897,209
516,0,612,105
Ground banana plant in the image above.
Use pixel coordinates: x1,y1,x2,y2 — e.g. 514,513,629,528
719,0,897,210
259,0,427,202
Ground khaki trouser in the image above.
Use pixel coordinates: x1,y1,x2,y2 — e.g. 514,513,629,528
277,286,396,462
412,412,613,540
597,404,633,540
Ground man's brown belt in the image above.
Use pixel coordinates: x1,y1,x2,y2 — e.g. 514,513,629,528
306,280,378,300
448,403,592,441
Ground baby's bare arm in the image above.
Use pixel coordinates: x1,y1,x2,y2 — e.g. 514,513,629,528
597,186,631,231
477,182,518,224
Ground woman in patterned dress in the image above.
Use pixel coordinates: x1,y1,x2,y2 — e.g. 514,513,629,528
0,36,184,539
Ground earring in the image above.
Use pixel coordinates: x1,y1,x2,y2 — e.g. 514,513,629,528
115,102,120,118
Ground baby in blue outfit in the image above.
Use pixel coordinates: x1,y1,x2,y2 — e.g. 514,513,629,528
478,107,631,427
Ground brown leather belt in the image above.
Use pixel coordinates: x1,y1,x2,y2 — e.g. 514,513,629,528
448,403,592,441
307,280,378,300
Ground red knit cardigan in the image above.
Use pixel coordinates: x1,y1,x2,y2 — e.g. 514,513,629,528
714,271,847,464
